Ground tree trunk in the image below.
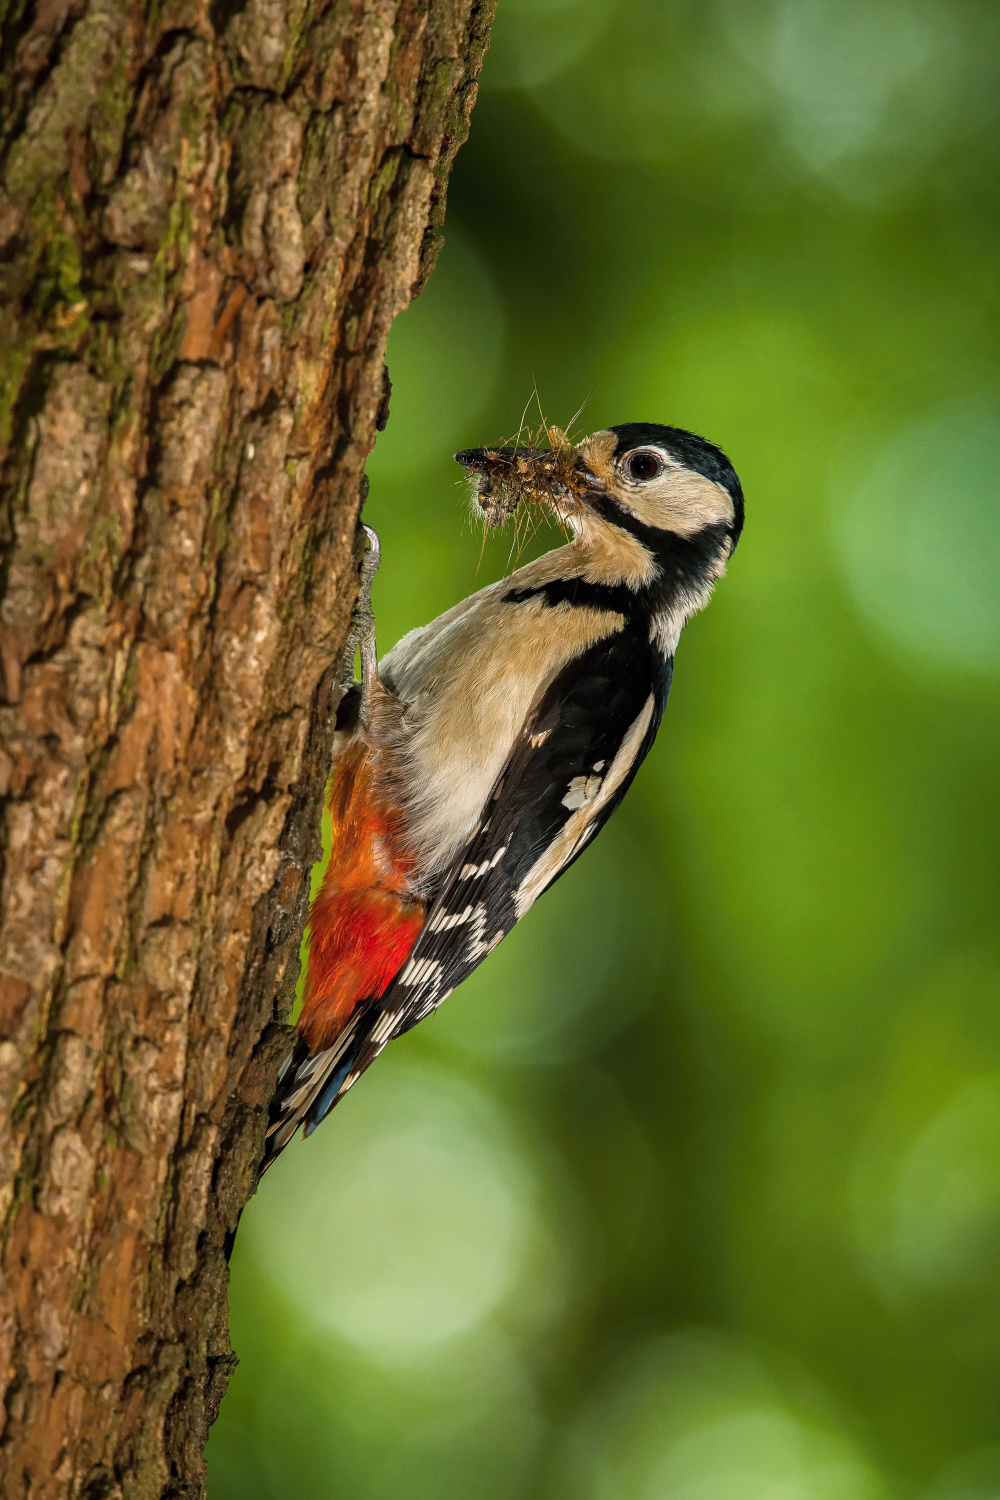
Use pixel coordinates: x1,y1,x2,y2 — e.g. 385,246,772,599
0,0,492,1491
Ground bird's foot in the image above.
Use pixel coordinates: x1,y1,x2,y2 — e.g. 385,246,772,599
340,525,383,725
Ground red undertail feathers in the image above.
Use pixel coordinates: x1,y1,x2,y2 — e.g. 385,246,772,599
300,737,425,1053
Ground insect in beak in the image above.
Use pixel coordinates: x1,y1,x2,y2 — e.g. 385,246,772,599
455,429,602,529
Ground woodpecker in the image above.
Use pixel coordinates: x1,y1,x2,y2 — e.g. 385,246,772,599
262,422,744,1169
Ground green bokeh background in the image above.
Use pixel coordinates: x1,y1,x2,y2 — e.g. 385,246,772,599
209,2,1000,1495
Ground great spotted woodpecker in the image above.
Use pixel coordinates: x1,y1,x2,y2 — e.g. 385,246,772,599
262,422,744,1169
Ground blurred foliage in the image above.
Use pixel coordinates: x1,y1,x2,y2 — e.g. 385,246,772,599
209,1,1000,1495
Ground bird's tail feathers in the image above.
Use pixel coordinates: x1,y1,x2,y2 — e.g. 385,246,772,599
259,1002,394,1175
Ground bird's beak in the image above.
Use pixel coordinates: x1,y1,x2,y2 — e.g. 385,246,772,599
454,446,525,475
453,446,597,479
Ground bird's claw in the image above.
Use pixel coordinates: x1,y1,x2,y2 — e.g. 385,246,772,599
340,524,382,701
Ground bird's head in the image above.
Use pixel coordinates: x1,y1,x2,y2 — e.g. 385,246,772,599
455,422,744,575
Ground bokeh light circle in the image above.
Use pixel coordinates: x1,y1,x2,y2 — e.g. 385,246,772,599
481,0,617,91
529,0,982,200
926,1443,1000,1500
894,1072,1000,1292
718,0,967,199
557,1333,886,1500
367,229,504,479
431,827,656,1064
529,1,756,167
640,1407,879,1500
248,1061,555,1361
834,403,1000,675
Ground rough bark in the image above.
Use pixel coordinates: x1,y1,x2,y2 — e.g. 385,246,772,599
0,0,493,1492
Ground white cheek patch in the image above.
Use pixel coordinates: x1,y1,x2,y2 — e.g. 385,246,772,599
624,468,734,538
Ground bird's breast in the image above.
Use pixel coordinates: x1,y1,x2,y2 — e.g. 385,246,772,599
383,590,625,878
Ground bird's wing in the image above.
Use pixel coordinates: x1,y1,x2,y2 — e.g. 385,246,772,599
390,628,670,1024
274,629,673,1140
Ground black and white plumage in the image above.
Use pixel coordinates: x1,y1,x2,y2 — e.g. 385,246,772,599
262,422,744,1167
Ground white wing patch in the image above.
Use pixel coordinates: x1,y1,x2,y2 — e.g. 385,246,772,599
515,693,655,919
562,773,603,811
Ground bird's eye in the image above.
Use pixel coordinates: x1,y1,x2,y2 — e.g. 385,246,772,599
626,450,660,481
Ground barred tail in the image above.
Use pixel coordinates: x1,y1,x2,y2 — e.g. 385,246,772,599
259,1003,390,1175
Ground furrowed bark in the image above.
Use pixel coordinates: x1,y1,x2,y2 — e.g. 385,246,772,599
0,0,493,1493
